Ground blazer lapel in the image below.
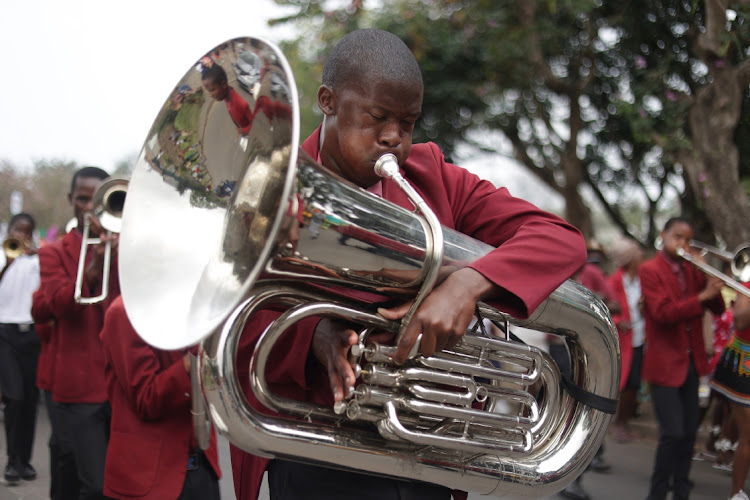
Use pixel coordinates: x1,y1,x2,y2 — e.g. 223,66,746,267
656,252,684,298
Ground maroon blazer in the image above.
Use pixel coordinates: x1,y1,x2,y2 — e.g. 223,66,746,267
100,297,221,500
640,252,724,387
608,268,633,391
31,287,56,392
230,127,587,500
35,229,120,403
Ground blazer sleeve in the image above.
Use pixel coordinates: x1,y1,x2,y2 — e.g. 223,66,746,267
639,262,704,325
101,299,192,421
424,144,586,318
37,244,85,320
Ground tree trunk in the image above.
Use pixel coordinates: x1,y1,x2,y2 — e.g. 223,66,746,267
679,1,750,249
562,93,593,239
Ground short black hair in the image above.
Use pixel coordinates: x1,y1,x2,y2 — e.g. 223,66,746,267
663,216,692,232
70,166,109,194
202,64,228,85
322,29,423,92
9,212,35,232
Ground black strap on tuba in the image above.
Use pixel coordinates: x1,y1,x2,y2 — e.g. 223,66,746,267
558,373,618,414
494,318,618,415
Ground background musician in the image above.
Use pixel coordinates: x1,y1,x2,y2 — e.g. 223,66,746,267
640,216,725,500
99,297,222,500
0,213,41,485
34,166,120,500
229,28,587,500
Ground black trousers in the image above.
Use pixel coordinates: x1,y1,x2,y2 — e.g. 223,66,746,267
44,390,80,500
267,460,452,500
54,401,111,500
177,452,221,500
647,360,700,500
0,324,40,467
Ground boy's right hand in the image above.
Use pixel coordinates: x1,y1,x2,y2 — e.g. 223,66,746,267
699,276,724,303
312,318,358,403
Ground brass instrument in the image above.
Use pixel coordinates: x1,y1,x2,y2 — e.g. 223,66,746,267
189,353,210,451
3,237,26,259
666,240,750,299
119,36,619,497
689,240,750,283
74,177,128,304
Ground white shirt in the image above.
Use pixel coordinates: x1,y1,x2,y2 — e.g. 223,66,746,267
622,273,645,348
0,252,40,324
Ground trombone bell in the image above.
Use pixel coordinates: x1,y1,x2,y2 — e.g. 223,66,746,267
73,177,128,304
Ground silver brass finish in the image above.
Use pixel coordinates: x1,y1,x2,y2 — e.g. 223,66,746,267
121,37,620,498
74,177,128,304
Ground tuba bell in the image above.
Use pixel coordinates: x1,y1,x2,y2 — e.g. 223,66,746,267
119,36,620,497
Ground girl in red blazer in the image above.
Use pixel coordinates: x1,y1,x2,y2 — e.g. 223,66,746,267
711,285,750,500
100,297,221,500
639,217,724,500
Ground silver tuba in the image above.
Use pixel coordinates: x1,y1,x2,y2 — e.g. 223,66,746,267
119,36,620,498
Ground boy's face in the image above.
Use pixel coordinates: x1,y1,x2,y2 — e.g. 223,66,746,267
9,219,33,243
204,78,229,102
661,221,693,259
318,76,422,188
68,176,101,232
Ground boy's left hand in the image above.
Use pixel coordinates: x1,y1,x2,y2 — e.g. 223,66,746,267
379,268,496,364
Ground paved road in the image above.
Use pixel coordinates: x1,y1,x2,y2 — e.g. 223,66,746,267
0,400,744,500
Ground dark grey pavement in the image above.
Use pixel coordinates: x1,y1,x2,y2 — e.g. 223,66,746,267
0,399,744,499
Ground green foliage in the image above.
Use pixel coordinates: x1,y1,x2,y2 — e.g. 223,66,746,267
0,160,80,238
270,0,749,245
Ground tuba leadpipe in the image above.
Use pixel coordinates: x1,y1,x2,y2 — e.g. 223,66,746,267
119,36,619,498
74,177,128,304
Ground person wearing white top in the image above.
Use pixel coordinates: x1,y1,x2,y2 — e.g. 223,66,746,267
0,213,41,485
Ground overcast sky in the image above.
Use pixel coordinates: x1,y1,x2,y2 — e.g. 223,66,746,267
0,0,562,210
0,0,296,172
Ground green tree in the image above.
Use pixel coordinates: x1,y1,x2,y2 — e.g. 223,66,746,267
271,0,750,250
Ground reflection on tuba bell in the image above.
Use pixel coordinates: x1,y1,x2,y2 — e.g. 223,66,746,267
74,177,128,304
119,37,620,497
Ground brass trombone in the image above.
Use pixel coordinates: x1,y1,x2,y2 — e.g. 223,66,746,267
675,240,750,299
688,240,750,282
74,177,128,304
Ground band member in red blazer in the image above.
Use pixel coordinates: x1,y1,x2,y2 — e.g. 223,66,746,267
32,287,80,499
229,29,587,500
640,217,725,500
607,238,646,444
99,297,221,500
35,166,120,500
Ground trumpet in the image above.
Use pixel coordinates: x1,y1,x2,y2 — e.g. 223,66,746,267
675,241,750,299
3,237,27,259
73,177,128,304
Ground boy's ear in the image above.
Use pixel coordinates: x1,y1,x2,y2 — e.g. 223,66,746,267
317,85,335,116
